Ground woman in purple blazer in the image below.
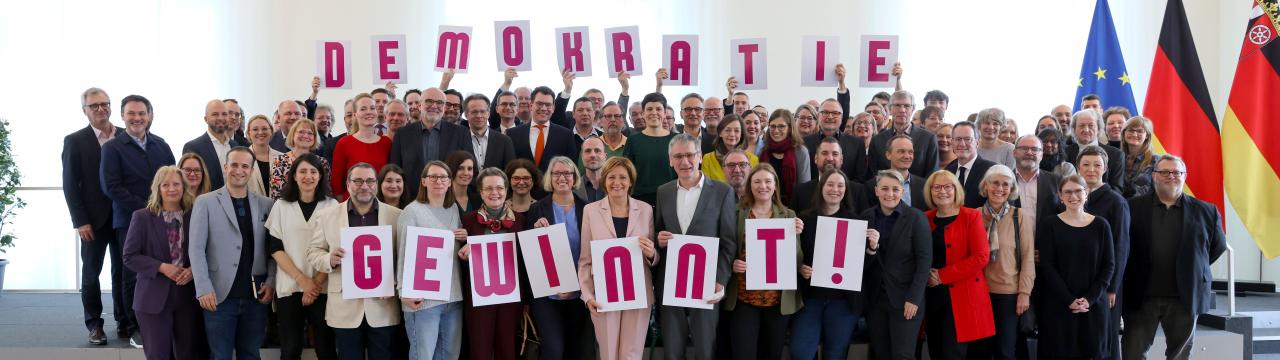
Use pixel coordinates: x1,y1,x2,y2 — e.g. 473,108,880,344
123,166,204,359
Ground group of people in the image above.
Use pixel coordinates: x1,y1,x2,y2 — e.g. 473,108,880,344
62,62,1225,360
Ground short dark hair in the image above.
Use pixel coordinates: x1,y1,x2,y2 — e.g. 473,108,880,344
531,86,556,101
1077,144,1109,164
573,96,594,110
923,90,949,105
921,105,944,122
371,88,390,96
443,89,462,102
464,93,491,109
222,98,239,104
280,153,332,203
952,120,978,134
641,92,668,110
346,162,376,182
403,89,422,101
1081,93,1101,102
504,159,541,196
120,94,153,114
872,92,892,102
496,90,516,101
733,91,749,100
226,146,254,164
377,164,409,208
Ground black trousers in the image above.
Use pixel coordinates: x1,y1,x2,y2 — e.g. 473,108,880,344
728,303,790,360
868,289,925,360
925,287,967,359
968,293,1019,360
276,293,336,360
530,297,589,360
333,318,393,360
81,227,137,334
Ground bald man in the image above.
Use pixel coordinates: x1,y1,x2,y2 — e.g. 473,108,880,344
183,99,241,189
390,87,474,200
271,100,305,152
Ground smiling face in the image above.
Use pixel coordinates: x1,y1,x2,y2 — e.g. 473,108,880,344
983,174,1013,206
204,100,229,134
875,176,904,208
742,113,762,140
668,140,702,181
121,100,151,137
83,92,112,126
889,97,914,129
750,170,777,204
1074,114,1099,144
643,101,665,130
1106,114,1126,143
277,101,304,132
495,94,517,121
248,117,274,146
385,102,409,131
405,92,423,120
453,159,475,186
421,89,446,123
1124,123,1148,148
549,162,577,194
380,171,404,200
815,141,843,173
159,172,185,207
888,137,915,172
1078,154,1106,187
719,120,743,148
424,164,451,199
930,179,956,209
979,118,1002,141
509,168,534,196
533,93,556,125
1037,116,1057,133
573,100,596,131
291,123,317,150
601,105,625,135
347,167,378,206
180,158,204,190
817,101,842,135
951,125,977,162
314,107,333,134
681,97,704,130
224,150,253,189
355,97,378,131
1015,136,1043,171
767,117,790,142
604,166,632,198
821,173,847,207
294,161,321,195
1059,180,1088,211
935,125,953,152
1153,158,1186,199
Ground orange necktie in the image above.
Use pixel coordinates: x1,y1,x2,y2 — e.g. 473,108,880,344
533,124,547,166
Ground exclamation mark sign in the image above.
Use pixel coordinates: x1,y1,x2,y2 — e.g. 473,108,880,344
831,220,849,284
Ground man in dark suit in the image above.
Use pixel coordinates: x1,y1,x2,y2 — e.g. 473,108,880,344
794,137,871,213
270,100,305,152
867,135,927,211
867,91,939,179
945,122,997,208
463,94,516,170
183,99,241,190
99,94,176,347
1064,109,1125,193
510,86,579,171
1121,155,1226,359
1011,135,1062,229
390,88,473,200
62,88,129,345
652,134,738,360
803,98,869,183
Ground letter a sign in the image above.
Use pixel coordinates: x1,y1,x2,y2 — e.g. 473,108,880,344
744,218,797,290
590,237,647,312
341,226,395,299
661,235,718,309
467,233,522,306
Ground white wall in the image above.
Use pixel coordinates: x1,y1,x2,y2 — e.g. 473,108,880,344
0,0,1274,289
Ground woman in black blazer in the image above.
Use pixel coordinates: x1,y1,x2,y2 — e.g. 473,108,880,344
122,166,204,360
860,170,932,360
525,156,590,360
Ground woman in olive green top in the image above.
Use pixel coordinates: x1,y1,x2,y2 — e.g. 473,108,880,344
623,92,677,205
724,163,805,359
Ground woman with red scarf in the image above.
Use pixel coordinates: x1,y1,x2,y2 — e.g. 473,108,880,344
458,167,527,360
759,109,811,205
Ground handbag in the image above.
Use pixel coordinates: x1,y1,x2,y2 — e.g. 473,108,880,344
519,307,541,359
1013,208,1038,334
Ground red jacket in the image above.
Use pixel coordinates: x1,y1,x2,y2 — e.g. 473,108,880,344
926,207,996,343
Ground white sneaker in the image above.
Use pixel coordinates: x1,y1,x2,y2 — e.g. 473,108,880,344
129,332,144,349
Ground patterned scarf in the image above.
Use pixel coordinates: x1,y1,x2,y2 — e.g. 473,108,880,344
982,202,1007,257
475,202,516,233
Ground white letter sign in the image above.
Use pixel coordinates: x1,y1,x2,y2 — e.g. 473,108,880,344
859,35,899,88
661,235,718,309
341,226,395,299
467,233,522,306
590,237,647,312
517,223,581,298
400,226,457,301
744,218,796,290
810,217,867,291
801,35,839,87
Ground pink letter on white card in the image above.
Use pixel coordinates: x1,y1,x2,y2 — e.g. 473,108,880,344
810,217,868,291
516,223,581,298
801,36,839,87
400,226,457,301
604,26,642,77
371,35,408,84
859,35,899,88
436,26,473,73
590,237,647,311
341,226,395,299
468,233,522,306
661,235,717,309
555,26,592,76
494,20,532,71
744,218,797,290
730,38,767,90
316,40,351,89
662,35,699,86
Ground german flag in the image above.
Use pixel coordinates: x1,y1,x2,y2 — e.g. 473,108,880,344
1223,0,1280,258
1143,0,1224,218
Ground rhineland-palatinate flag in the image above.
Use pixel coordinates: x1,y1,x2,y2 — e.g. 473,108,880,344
1143,0,1225,220
1223,0,1280,258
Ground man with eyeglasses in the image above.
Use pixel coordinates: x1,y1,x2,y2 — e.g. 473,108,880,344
223,99,247,145
63,87,129,346
867,90,939,179
306,162,404,360
598,102,629,158
100,94,176,348
653,133,739,360
271,100,306,152
509,86,578,171
675,92,715,152
722,150,753,199
184,99,240,190
944,122,997,208
1121,155,1225,360
443,89,463,125
189,147,276,359
803,65,870,183
390,87,473,200
1011,135,1063,230
464,93,516,171
702,97,724,141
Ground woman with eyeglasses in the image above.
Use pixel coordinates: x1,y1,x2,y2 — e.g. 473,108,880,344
397,160,467,360
505,159,541,215
702,114,760,182
178,153,212,198
457,167,527,360
1119,117,1157,198
759,109,811,205
1035,175,1114,359
1076,145,1131,358
970,165,1036,360
246,114,284,197
921,170,995,358
526,156,590,360
795,104,820,138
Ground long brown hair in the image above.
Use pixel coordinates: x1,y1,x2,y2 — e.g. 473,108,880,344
414,160,457,206
739,163,784,210
177,153,211,197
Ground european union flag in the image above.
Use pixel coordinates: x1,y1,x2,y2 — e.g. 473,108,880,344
1074,0,1139,115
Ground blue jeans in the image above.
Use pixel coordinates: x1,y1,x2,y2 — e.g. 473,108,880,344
789,297,860,360
203,295,268,360
404,302,463,360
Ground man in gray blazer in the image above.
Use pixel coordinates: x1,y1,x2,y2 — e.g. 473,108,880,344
653,134,738,360
189,147,276,360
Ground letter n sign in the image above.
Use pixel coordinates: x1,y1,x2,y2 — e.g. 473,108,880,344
590,237,647,311
661,235,717,309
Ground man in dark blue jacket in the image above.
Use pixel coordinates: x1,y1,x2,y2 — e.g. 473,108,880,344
99,94,176,348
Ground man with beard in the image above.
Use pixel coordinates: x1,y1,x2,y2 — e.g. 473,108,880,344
184,99,239,190
867,91,939,178
576,136,607,203
599,102,629,158
403,89,422,124
722,150,752,199
1011,135,1062,230
793,137,869,212
390,87,473,200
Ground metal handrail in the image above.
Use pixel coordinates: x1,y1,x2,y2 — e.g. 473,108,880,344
1226,243,1236,316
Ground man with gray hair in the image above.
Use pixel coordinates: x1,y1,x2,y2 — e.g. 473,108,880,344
1121,155,1225,360
390,87,474,200
1065,109,1125,192
867,90,939,178
383,99,410,139
653,133,738,360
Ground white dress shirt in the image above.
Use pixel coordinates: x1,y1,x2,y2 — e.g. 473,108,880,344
675,174,705,234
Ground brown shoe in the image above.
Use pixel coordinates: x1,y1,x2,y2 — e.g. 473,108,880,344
89,326,107,345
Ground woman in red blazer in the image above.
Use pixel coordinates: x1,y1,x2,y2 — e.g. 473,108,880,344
922,170,995,358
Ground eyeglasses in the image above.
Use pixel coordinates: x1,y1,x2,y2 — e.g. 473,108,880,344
533,101,554,109
819,111,842,117
350,178,378,187
181,168,203,175
1061,188,1086,197
497,101,517,108
1015,146,1042,153
602,114,625,119
551,171,576,178
423,99,445,107
1124,128,1145,134
510,176,533,183
425,175,450,182
931,184,955,191
85,102,111,111
671,152,699,161
1153,170,1186,178
682,107,702,113
724,162,751,170
952,137,975,143
768,124,788,130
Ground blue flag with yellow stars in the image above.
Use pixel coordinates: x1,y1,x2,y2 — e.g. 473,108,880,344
1074,0,1139,115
